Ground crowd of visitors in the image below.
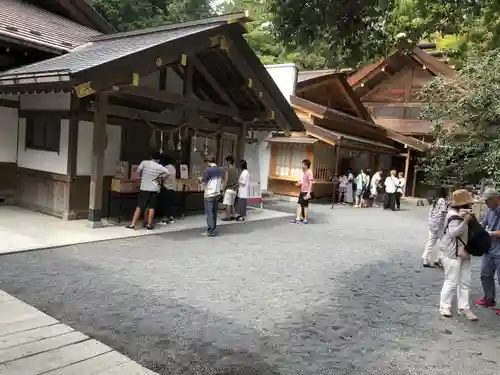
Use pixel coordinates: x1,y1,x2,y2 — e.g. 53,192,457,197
421,186,500,322
126,151,251,237
338,168,406,210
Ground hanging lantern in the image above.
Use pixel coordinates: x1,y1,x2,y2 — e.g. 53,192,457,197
177,128,182,151
159,132,164,154
193,131,197,152
204,136,208,156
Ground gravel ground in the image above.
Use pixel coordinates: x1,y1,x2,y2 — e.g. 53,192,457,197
1,203,499,375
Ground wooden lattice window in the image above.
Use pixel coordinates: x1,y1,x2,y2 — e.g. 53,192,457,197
274,143,309,177
25,117,61,153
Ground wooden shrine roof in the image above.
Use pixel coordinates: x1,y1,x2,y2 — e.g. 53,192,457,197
0,0,103,54
290,95,428,152
0,13,301,132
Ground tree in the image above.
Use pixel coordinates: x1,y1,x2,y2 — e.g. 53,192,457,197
418,48,500,186
91,0,214,31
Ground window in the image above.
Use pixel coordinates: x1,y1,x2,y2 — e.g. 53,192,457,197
372,107,404,118
274,144,309,177
25,117,61,153
404,107,421,119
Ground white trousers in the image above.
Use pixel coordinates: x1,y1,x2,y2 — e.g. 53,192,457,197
439,257,472,310
422,230,442,262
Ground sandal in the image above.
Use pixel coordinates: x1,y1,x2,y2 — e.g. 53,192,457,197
145,224,154,230
126,225,136,230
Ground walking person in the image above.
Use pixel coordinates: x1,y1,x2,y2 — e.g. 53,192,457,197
395,172,405,210
291,159,314,224
222,155,238,221
439,189,478,321
201,155,224,237
384,170,398,211
422,187,448,268
160,154,177,224
236,159,250,221
475,188,500,312
127,151,170,230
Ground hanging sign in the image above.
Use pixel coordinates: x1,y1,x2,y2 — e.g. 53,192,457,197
74,81,95,98
180,164,189,179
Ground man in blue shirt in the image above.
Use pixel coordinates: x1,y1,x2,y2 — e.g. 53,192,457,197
201,155,224,237
476,188,500,313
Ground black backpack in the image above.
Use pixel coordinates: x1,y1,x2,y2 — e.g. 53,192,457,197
446,215,491,257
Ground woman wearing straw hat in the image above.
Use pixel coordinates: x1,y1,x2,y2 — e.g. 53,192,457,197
439,189,478,320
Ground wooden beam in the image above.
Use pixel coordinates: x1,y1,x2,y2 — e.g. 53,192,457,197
224,31,293,131
67,94,80,178
411,163,417,197
403,148,411,197
118,86,238,117
191,55,239,111
331,143,342,208
87,92,108,228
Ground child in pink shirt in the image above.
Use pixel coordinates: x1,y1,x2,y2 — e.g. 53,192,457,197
292,159,314,224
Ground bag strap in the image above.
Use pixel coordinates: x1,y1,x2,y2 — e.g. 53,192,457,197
444,215,463,234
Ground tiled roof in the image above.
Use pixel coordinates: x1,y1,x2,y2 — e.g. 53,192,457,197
297,69,336,82
0,0,101,53
0,23,223,77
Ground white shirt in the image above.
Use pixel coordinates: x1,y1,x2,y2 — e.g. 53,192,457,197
371,172,381,189
238,169,250,198
138,160,169,192
384,176,399,193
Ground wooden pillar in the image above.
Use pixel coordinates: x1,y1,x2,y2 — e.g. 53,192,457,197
403,148,411,197
411,163,417,198
87,93,108,228
331,143,341,208
235,123,246,163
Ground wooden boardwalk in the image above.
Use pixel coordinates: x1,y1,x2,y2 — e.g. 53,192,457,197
0,290,157,375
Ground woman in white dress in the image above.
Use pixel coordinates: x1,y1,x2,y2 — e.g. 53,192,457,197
236,159,250,221
346,169,355,204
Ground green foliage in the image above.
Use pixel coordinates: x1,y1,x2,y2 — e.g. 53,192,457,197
91,0,214,31
418,48,500,186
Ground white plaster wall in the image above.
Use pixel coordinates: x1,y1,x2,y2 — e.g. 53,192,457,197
264,63,298,103
0,94,19,102
20,93,71,110
17,118,69,174
76,121,122,176
0,107,18,163
165,67,199,99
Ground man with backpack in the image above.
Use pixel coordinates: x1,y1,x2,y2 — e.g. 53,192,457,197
475,188,500,313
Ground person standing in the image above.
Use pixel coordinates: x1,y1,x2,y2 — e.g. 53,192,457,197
346,169,355,204
127,151,169,230
236,159,250,221
384,170,398,211
291,159,314,224
160,154,177,224
439,189,477,321
475,188,500,312
395,171,406,210
338,173,348,204
370,169,383,207
201,155,224,237
222,155,238,221
421,187,448,267
355,169,369,208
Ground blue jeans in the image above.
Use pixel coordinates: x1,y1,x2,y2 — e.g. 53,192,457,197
480,252,500,302
204,198,218,234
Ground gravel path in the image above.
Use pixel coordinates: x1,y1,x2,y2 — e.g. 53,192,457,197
0,203,499,375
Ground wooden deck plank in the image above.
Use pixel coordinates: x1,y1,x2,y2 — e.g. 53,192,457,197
0,331,87,363
0,315,57,337
97,361,157,375
0,339,113,375
0,300,45,325
0,324,73,350
44,351,132,375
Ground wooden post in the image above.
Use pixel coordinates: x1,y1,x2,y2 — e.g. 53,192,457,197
403,147,411,197
331,143,341,208
215,132,222,165
411,164,417,198
235,123,246,163
87,93,108,228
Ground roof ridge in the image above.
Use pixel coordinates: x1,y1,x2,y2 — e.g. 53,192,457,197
90,12,249,42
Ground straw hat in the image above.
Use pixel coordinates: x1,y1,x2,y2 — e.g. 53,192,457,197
451,189,474,207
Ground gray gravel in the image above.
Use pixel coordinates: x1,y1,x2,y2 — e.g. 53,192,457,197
1,203,499,375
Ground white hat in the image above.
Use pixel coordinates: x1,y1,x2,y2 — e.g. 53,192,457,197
480,188,500,202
